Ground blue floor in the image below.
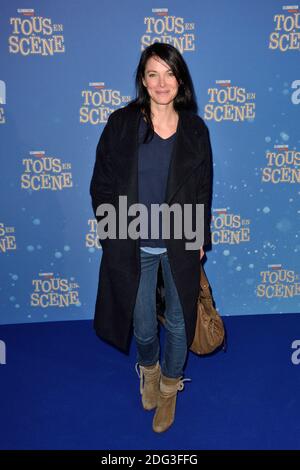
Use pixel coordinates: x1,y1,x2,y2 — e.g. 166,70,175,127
0,314,299,450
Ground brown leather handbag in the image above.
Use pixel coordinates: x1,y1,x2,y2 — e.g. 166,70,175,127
190,263,225,355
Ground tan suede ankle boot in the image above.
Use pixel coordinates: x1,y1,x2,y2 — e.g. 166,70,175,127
152,374,187,433
136,362,161,410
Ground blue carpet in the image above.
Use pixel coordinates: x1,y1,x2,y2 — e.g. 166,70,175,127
0,314,299,450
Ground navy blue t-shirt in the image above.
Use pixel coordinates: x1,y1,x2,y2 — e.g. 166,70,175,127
138,117,177,247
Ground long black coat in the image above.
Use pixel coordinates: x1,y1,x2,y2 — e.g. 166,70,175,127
90,103,213,353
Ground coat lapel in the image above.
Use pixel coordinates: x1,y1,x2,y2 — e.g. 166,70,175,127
113,106,141,208
165,109,206,204
114,106,206,207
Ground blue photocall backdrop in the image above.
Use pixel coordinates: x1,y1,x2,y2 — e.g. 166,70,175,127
0,0,299,325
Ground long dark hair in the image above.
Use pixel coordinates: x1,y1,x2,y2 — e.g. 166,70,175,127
130,43,198,143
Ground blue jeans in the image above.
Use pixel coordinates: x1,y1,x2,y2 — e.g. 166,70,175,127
133,250,187,378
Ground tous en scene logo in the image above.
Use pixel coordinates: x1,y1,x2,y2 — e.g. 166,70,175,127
86,219,103,250
269,5,300,52
21,151,73,191
141,8,195,53
262,145,300,184
9,9,65,56
0,222,16,253
204,80,256,122
31,273,80,308
80,83,131,125
211,208,251,245
256,264,300,298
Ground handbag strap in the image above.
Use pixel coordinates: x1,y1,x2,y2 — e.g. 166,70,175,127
200,263,212,299
200,263,209,288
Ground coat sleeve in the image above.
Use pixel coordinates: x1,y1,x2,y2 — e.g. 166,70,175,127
197,125,213,247
89,113,117,224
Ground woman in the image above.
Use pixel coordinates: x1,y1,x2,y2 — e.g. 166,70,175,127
90,43,213,433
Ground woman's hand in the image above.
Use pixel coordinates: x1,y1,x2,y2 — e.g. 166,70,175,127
200,246,205,260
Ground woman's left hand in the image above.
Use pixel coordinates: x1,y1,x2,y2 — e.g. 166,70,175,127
200,246,205,260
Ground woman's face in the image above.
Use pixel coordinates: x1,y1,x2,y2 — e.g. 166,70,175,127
142,55,179,107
